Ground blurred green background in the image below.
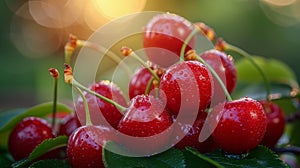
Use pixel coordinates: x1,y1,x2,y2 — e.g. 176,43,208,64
1,0,300,109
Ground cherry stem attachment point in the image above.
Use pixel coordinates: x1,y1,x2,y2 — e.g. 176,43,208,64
186,50,233,101
63,64,127,113
223,42,271,101
49,68,59,130
121,47,160,82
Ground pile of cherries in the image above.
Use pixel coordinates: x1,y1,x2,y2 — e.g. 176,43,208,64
7,13,286,167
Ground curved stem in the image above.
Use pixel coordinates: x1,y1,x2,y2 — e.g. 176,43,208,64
72,79,127,113
273,145,300,155
180,27,199,61
74,86,92,126
196,55,232,101
122,47,160,82
145,76,155,95
225,44,271,101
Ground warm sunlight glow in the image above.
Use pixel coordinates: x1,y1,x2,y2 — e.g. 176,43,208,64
93,0,146,20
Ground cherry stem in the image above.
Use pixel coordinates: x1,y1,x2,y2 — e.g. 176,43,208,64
273,145,300,155
194,53,233,101
74,86,93,126
180,27,199,62
145,76,155,95
64,34,132,76
225,44,271,101
121,47,160,82
49,68,59,130
71,79,127,113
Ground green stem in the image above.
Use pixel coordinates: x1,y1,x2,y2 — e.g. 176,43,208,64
145,76,155,95
129,51,160,81
196,55,232,101
73,86,92,125
226,44,271,101
83,41,133,76
180,26,199,61
51,78,58,129
72,79,127,113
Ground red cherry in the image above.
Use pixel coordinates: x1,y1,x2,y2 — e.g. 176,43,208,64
67,125,112,168
174,113,217,153
210,97,267,154
128,67,155,99
75,80,127,129
200,49,237,94
259,100,285,148
118,95,172,153
8,117,55,161
59,113,81,137
159,60,212,116
143,13,195,67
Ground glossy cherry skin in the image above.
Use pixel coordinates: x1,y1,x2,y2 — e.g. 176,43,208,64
8,117,55,161
59,113,81,137
174,113,217,153
118,95,172,137
200,49,237,95
159,60,212,116
67,125,112,168
143,13,195,67
118,95,172,154
210,97,267,154
128,67,155,99
259,100,285,148
75,80,127,129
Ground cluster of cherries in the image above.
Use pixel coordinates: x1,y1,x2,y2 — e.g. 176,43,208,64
7,13,286,167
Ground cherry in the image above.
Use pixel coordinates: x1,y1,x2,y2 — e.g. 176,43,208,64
67,125,112,168
75,80,127,129
159,60,213,116
173,113,217,153
143,13,195,67
259,100,286,148
59,113,81,137
8,117,55,161
117,94,172,153
210,97,267,154
128,66,155,99
200,49,237,94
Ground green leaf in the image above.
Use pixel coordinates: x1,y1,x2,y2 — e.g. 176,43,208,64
184,148,222,168
0,149,13,168
29,159,70,168
0,102,72,133
103,141,185,168
235,56,298,88
12,136,68,168
205,146,289,168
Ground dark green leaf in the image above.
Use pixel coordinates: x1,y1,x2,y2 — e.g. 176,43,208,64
235,56,298,87
0,108,26,130
0,102,72,133
0,150,13,168
184,148,222,168
29,159,70,168
12,136,68,168
205,146,289,168
103,141,185,168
